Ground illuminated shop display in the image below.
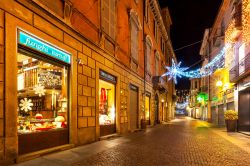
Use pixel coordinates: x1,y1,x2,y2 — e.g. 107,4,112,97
145,96,150,121
17,53,69,134
17,31,71,154
99,80,115,125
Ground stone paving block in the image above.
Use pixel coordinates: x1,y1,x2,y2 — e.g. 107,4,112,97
87,77,95,88
104,58,114,69
64,33,82,52
92,51,104,64
82,65,91,77
0,28,3,45
78,52,87,65
34,15,63,41
87,117,95,127
78,117,87,128
82,107,91,117
87,57,95,69
82,44,91,57
15,118,250,166
82,86,91,96
0,46,4,63
0,10,4,28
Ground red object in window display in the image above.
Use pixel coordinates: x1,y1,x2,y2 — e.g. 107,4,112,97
100,88,106,102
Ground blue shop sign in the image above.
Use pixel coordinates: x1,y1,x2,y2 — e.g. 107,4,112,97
100,70,116,83
19,31,71,64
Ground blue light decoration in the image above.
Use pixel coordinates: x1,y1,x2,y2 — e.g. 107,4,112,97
176,102,188,110
161,59,189,84
161,46,226,84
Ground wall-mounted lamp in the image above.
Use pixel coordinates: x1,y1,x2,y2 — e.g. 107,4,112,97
216,80,223,87
76,58,83,65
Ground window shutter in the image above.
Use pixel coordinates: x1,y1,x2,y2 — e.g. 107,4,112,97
146,43,151,73
145,0,148,23
110,0,115,39
102,0,109,34
102,0,116,39
131,21,138,61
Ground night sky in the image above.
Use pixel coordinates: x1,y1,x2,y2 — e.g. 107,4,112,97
159,0,222,90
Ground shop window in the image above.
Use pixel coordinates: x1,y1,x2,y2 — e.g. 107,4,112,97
17,53,68,134
145,95,150,124
99,79,115,126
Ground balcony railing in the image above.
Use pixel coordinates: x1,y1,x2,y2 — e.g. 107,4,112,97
230,52,250,82
200,86,208,93
152,76,167,93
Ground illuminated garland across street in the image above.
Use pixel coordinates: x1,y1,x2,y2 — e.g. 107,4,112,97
162,47,226,84
176,102,188,110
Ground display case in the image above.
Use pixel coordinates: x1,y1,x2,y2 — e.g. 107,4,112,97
17,52,69,154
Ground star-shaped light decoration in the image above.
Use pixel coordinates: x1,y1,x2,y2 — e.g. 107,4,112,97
19,98,33,112
34,84,46,97
161,59,189,84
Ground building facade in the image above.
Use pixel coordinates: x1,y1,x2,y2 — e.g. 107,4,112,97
189,78,201,119
226,0,250,131
0,0,176,164
199,0,235,126
199,0,250,129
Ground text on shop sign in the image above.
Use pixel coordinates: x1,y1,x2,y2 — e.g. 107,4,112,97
19,31,71,64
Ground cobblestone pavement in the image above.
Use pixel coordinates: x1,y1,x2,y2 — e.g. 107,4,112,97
72,117,250,166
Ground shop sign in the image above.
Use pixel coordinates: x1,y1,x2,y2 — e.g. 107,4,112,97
145,91,151,97
130,84,138,91
100,70,116,83
19,31,71,64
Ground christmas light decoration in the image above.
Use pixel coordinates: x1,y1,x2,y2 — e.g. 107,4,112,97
19,98,33,112
161,59,189,84
162,46,226,83
34,84,46,97
176,102,189,109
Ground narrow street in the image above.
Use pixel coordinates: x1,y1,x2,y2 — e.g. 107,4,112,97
15,117,250,166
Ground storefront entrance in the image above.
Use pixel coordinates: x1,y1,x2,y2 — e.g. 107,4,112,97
218,104,225,126
211,106,217,125
17,31,70,154
130,84,138,131
99,70,116,136
145,94,150,125
238,88,250,131
154,95,159,124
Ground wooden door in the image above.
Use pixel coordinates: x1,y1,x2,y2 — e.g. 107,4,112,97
238,88,250,131
130,87,138,131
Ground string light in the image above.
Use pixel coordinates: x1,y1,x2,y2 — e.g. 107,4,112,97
162,47,227,83
176,102,189,109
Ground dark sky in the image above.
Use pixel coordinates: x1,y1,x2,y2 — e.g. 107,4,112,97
159,0,222,90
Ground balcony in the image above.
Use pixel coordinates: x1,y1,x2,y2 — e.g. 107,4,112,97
200,86,208,93
152,76,167,93
230,52,250,82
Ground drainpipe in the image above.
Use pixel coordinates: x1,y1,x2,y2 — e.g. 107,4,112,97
142,0,146,129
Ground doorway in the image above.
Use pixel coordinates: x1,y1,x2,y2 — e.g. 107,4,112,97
238,88,250,131
130,84,139,131
99,79,116,136
154,95,159,124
